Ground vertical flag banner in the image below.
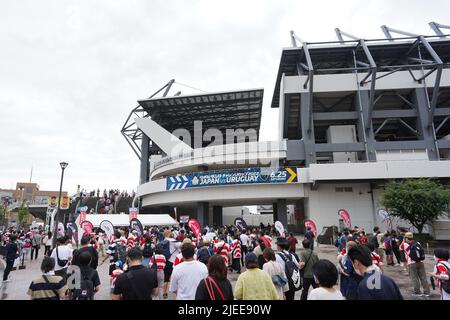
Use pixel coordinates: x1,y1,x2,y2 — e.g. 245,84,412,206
304,219,318,237
338,209,352,228
187,219,201,240
66,222,79,247
48,196,58,208
377,208,392,230
129,207,139,222
130,218,144,237
234,218,248,232
274,221,285,237
99,220,115,242
60,196,70,210
80,220,94,236
57,222,65,237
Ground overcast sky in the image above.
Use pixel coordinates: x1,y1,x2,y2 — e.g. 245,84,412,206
0,0,449,194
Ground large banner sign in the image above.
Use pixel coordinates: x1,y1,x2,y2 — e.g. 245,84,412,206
234,218,248,231
338,209,352,228
304,219,318,238
130,218,144,237
100,220,115,242
166,167,298,191
187,219,201,240
274,221,285,237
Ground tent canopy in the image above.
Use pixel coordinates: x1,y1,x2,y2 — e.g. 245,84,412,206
77,214,179,228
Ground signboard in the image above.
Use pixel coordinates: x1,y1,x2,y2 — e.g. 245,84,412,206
166,167,298,191
180,215,190,224
129,208,139,222
234,217,248,231
48,196,58,208
274,221,285,237
60,196,70,210
304,219,318,238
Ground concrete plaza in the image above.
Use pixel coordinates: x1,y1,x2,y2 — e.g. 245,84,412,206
1,241,442,300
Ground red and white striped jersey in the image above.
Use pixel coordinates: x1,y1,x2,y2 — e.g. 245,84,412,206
151,254,167,270
434,260,450,290
371,252,383,270
213,241,231,264
231,240,242,258
110,269,124,288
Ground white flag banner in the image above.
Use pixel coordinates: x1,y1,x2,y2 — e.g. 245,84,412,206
274,221,285,237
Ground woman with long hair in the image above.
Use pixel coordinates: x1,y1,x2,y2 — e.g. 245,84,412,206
195,255,233,300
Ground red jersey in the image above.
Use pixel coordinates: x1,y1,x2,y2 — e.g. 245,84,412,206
434,260,450,290
151,254,167,270
213,242,231,264
231,240,242,259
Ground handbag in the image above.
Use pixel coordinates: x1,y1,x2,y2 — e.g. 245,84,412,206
270,262,288,287
204,276,226,300
56,247,68,268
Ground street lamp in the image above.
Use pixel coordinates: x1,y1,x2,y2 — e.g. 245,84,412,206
52,162,68,249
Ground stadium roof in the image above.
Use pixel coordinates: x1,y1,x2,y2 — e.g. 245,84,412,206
271,36,450,109
137,88,264,139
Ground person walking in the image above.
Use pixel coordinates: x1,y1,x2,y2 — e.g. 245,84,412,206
234,252,279,300
112,247,158,300
169,242,208,300
308,259,344,300
50,236,73,284
262,248,289,300
68,251,101,300
195,255,234,300
304,227,315,251
348,245,403,300
30,231,42,261
43,232,52,257
430,248,450,300
27,256,66,300
299,239,319,300
2,234,18,282
275,237,300,300
71,235,99,270
402,232,430,297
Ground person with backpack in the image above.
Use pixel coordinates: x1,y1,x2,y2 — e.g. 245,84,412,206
197,241,214,265
100,230,127,276
275,237,301,300
348,245,403,300
299,239,319,300
72,235,99,270
68,251,101,300
112,247,158,300
161,230,179,299
195,254,234,300
402,232,430,297
230,235,242,273
383,232,394,267
213,235,231,267
304,227,315,251
50,236,73,285
234,252,279,300
150,244,166,299
262,247,289,300
430,248,450,300
141,235,154,267
27,256,66,300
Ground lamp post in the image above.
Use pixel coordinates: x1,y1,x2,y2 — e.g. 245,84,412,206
52,162,68,249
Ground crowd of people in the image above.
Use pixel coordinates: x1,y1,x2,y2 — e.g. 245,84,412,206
1,223,449,301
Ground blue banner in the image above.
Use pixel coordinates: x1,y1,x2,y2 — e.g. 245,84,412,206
166,167,297,191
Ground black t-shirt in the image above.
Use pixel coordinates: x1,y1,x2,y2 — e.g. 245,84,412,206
79,266,101,288
114,265,158,300
71,247,99,269
195,277,234,300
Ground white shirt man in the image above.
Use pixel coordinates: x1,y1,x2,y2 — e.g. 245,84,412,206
50,244,73,271
169,256,208,299
240,233,250,247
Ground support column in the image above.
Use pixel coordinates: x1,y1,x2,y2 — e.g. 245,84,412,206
197,202,209,228
140,135,150,184
356,91,377,161
300,93,316,166
414,88,439,160
212,206,223,227
272,203,278,222
276,199,288,231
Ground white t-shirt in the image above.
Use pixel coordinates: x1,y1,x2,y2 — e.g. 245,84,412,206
169,260,208,300
50,245,73,271
276,250,299,271
308,287,344,300
240,234,249,247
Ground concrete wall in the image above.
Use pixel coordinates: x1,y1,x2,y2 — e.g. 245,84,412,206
305,183,376,233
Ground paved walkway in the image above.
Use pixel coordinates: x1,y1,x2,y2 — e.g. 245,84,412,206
0,242,442,300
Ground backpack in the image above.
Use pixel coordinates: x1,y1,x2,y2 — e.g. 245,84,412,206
334,238,340,248
142,244,153,259
409,242,425,262
72,269,95,300
113,242,127,264
199,247,212,265
438,262,450,294
368,235,379,249
277,252,302,291
160,240,173,261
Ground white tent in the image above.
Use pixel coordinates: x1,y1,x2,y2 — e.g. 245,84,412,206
76,213,179,228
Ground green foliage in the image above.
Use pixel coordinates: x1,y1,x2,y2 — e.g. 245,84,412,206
0,206,5,224
18,203,29,225
381,179,450,234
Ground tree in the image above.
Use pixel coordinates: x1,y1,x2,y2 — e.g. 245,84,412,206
381,178,450,235
18,203,29,227
0,206,5,225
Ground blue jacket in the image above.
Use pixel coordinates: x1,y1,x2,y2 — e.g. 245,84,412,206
5,242,18,261
357,269,403,300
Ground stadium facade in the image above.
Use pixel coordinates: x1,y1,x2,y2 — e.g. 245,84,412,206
122,25,450,239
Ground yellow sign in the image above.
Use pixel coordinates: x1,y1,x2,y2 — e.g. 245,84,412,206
47,196,70,209
286,167,298,183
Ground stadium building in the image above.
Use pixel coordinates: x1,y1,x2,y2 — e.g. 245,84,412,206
122,24,450,239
